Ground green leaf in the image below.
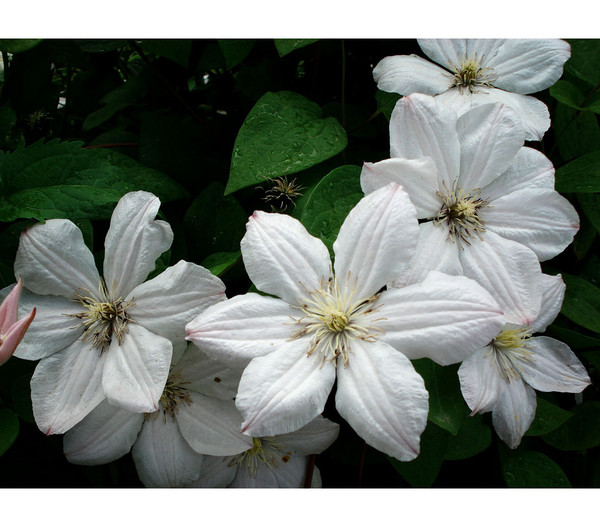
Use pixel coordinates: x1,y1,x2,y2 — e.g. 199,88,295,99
550,80,586,110
556,150,600,193
542,401,600,451
565,39,600,87
0,409,19,456
139,39,192,68
578,193,600,234
218,40,256,69
0,39,42,53
561,273,600,333
375,90,402,121
226,91,347,194
582,350,600,373
444,414,492,461
501,450,571,487
413,359,469,436
573,214,597,260
546,324,600,349
274,39,319,57
525,397,573,436
554,103,600,162
300,165,363,253
201,251,241,277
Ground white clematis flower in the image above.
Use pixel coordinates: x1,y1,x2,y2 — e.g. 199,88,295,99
458,272,590,448
361,94,579,286
193,416,339,488
186,183,504,461
63,345,248,487
14,191,226,435
373,39,570,140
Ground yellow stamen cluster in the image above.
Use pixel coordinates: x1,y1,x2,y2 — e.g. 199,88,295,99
146,369,192,423
228,437,289,478
450,55,497,94
490,325,534,381
261,176,304,212
434,185,489,245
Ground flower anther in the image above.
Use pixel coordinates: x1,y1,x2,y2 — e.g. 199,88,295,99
147,369,192,422
450,55,497,94
228,437,289,478
489,325,534,381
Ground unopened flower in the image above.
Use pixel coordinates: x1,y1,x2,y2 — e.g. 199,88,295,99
0,278,36,366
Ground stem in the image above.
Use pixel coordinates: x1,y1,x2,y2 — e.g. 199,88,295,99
304,454,317,488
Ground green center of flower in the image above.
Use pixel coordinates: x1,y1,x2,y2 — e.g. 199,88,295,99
228,437,290,478
146,369,192,422
490,325,534,381
434,186,489,245
450,55,497,94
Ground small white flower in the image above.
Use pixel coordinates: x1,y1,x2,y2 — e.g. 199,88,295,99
186,183,504,461
373,39,571,140
14,191,226,434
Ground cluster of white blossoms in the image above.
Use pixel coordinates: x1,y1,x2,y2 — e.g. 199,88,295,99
8,39,592,487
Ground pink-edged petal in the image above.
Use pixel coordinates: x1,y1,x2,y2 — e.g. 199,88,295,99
485,188,579,261
333,183,419,299
456,103,524,191
519,337,590,393
0,278,24,329
31,339,106,435
418,39,504,71
377,271,503,365
176,392,251,456
63,399,144,465
390,93,460,188
103,191,173,300
102,324,172,413
128,260,225,344
531,274,566,334
458,232,542,325
491,376,537,448
236,337,336,437
458,345,503,414
488,39,571,94
131,414,204,487
0,306,36,366
360,158,441,218
373,54,452,95
15,219,100,298
280,415,340,456
482,147,555,203
241,211,332,304
185,292,298,369
335,339,428,461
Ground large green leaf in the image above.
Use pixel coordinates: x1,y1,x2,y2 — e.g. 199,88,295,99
554,103,600,162
542,401,600,451
578,193,600,234
565,39,600,87
375,90,402,121
556,150,600,193
218,40,256,69
561,273,600,333
501,450,571,487
201,251,241,277
444,414,492,461
0,39,42,53
226,91,347,194
525,397,573,436
550,80,586,110
274,39,319,57
139,39,192,68
0,409,19,456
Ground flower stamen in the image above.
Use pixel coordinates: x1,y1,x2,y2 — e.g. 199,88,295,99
146,369,192,422
228,437,288,478
450,54,497,94
489,325,534,381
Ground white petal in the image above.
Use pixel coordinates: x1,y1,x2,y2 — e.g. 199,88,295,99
13,290,82,361
279,415,340,456
360,157,441,218
335,339,428,461
242,211,332,304
458,231,542,325
14,219,100,298
128,260,225,344
519,337,591,393
377,271,503,365
530,274,566,334
102,324,172,413
132,415,204,487
372,54,452,95
333,183,419,299
458,345,503,414
185,292,298,369
418,39,504,71
389,93,460,187
234,455,307,488
236,338,336,437
485,188,579,261
191,456,237,488
31,339,105,435
103,191,173,300
176,392,251,456
63,399,144,465
487,39,571,94
491,376,537,448
456,103,524,191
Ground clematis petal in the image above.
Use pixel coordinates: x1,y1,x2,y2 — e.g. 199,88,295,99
530,274,566,334
241,211,332,304
519,337,590,393
14,219,100,298
373,54,453,95
333,183,419,299
234,455,307,488
31,339,106,435
63,399,144,465
377,271,503,365
418,39,504,71
131,414,204,487
236,338,336,437
458,232,542,325
191,456,238,487
176,392,251,456
487,39,571,94
491,376,537,448
102,324,172,413
458,345,503,414
185,293,298,369
335,339,428,461
390,93,460,187
456,103,524,191
279,415,340,456
128,260,226,344
360,157,441,218
103,191,173,300
485,188,579,261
